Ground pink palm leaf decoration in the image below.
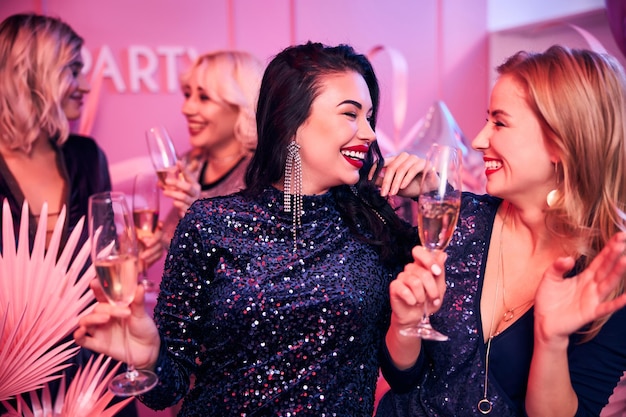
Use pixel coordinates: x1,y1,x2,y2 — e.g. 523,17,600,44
1,354,133,416
0,199,96,401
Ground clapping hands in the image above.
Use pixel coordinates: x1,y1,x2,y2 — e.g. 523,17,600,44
534,232,626,344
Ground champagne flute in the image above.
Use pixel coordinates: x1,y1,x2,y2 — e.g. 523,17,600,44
145,125,179,183
88,191,159,396
132,172,160,293
401,144,462,341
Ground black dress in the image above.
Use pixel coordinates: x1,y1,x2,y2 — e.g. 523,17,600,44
0,134,137,417
377,193,626,417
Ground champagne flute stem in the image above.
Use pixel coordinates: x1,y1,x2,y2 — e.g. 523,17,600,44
122,317,138,380
421,247,437,323
138,240,149,284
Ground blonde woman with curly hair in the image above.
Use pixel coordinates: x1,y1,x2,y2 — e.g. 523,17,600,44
160,50,264,248
0,13,109,250
0,13,138,417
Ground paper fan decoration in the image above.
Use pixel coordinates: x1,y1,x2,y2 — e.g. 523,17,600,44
1,354,133,417
0,199,96,401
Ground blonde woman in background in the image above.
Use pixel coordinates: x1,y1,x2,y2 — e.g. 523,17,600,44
160,50,264,248
0,13,109,250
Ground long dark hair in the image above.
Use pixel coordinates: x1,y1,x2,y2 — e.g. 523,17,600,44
245,41,417,265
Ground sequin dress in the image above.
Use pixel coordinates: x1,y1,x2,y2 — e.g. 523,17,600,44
140,187,401,416
377,193,626,417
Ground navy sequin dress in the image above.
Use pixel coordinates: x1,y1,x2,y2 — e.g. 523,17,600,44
377,193,626,417
140,187,401,416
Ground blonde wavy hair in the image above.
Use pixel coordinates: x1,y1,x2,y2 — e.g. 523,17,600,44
498,45,626,338
180,50,264,151
0,13,84,154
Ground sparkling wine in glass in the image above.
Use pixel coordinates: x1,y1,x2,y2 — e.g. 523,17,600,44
145,126,179,183
88,191,159,396
132,172,160,292
401,144,462,341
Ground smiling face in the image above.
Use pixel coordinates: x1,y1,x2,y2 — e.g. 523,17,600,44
61,54,90,121
181,70,241,154
471,74,557,205
294,71,376,195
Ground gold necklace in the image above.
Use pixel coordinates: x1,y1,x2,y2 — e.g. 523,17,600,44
497,205,533,332
477,204,509,414
502,285,534,323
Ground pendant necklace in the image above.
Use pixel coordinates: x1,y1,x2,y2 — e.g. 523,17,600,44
499,206,533,326
477,204,509,414
502,285,534,323
478,277,499,414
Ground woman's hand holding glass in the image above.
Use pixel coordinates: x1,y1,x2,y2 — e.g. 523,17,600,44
389,246,448,337
74,277,161,372
385,246,448,372
85,192,159,396
145,125,201,218
160,159,202,219
400,144,461,341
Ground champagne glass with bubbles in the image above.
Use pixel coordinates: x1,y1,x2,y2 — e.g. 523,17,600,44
132,172,160,292
401,144,462,341
88,191,158,395
145,126,179,183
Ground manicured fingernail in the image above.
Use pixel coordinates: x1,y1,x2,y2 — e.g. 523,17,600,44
432,298,441,307
431,264,442,276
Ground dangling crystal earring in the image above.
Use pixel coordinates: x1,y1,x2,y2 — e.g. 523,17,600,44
546,162,559,207
284,141,302,252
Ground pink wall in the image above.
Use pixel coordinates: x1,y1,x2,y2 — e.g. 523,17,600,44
0,0,489,186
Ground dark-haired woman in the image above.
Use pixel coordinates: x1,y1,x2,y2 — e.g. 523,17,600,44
75,41,426,416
